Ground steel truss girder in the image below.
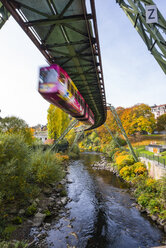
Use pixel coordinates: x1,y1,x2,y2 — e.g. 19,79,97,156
116,0,166,74
25,14,93,27
1,0,107,129
0,3,10,29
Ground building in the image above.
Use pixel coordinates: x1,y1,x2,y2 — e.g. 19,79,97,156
34,130,48,143
145,144,166,154
151,104,166,119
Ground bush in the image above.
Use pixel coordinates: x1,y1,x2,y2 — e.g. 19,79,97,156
25,204,37,217
0,241,28,247
2,225,17,240
0,134,31,201
137,192,155,207
30,149,65,185
115,153,135,171
133,162,147,176
160,177,166,201
119,166,135,181
55,139,69,152
69,144,80,157
12,216,23,225
148,199,160,214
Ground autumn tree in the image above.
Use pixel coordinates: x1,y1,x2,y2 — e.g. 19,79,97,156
47,104,70,139
0,116,34,145
156,114,166,131
119,104,156,135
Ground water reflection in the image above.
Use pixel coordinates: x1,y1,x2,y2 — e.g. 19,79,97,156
46,152,165,248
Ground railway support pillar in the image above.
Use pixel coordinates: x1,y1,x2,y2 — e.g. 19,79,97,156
51,119,79,151
104,123,121,149
69,130,84,153
108,104,138,162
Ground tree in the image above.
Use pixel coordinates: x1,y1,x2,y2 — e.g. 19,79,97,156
156,114,166,131
0,116,34,145
47,105,70,139
121,104,156,134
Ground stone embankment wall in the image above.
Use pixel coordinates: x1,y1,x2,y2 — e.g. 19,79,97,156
140,157,166,180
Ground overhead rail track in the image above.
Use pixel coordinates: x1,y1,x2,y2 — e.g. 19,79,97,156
1,0,107,129
116,0,166,74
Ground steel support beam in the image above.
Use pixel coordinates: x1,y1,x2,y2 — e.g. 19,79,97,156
0,3,10,29
108,104,138,162
116,0,166,74
51,119,79,151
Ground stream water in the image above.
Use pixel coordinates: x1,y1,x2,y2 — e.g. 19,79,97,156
45,152,165,248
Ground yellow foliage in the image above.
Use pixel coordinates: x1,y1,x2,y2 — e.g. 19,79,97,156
146,178,156,187
134,166,146,175
115,153,134,170
55,153,69,162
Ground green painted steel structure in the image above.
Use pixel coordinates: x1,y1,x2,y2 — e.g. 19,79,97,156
0,3,9,29
1,0,107,129
116,0,166,74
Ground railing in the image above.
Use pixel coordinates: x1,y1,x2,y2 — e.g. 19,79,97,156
136,151,166,168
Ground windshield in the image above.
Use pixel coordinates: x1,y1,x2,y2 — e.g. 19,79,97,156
39,68,58,84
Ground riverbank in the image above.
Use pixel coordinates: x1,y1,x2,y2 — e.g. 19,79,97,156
91,155,166,234
36,152,165,247
0,168,71,248
1,152,166,247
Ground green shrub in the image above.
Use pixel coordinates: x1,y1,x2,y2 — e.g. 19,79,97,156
148,199,160,214
94,137,100,146
0,241,28,247
68,151,79,159
2,225,17,240
160,177,166,201
138,193,152,207
30,149,65,185
72,144,80,155
159,210,166,220
60,189,67,197
0,134,31,201
43,209,51,217
25,204,37,217
12,216,23,225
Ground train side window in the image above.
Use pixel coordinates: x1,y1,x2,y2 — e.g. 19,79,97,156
71,85,75,96
68,79,70,91
59,72,66,84
75,92,78,101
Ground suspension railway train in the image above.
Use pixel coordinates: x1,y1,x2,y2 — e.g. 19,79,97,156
38,64,95,126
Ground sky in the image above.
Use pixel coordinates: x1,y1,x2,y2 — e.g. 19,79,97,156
0,0,165,127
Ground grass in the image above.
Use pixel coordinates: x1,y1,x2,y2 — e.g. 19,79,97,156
134,147,166,166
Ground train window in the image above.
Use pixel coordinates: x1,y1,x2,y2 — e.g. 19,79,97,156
40,69,58,83
75,92,78,101
68,79,71,91
71,85,75,96
59,72,66,84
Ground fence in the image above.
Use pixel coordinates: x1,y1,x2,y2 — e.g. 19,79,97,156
136,151,166,168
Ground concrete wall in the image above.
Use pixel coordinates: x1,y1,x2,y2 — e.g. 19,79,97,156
140,157,166,180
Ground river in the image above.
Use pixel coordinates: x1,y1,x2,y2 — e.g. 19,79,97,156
45,152,165,248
